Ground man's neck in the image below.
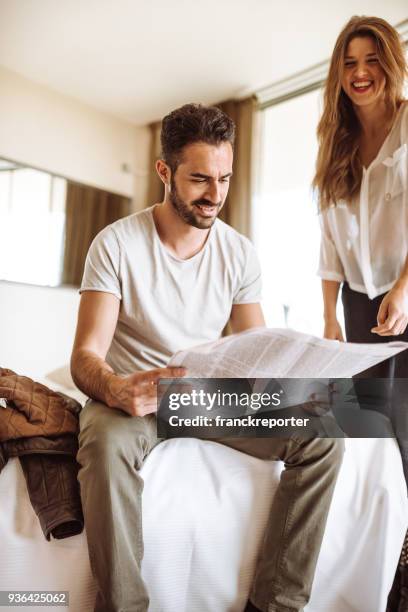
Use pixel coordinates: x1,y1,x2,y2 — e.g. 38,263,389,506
153,201,212,260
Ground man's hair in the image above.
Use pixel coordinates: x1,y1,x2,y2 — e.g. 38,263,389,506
160,103,235,171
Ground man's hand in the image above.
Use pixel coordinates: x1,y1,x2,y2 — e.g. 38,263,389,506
106,367,186,417
372,284,408,336
323,318,344,341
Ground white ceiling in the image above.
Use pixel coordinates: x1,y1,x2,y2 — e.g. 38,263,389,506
0,0,407,126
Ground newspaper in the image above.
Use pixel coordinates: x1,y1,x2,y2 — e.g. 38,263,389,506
168,327,408,379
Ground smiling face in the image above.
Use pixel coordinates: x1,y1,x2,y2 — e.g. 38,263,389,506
341,35,386,109
168,141,233,229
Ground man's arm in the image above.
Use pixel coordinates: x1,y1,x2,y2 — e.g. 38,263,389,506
229,303,266,334
71,291,185,416
71,291,120,404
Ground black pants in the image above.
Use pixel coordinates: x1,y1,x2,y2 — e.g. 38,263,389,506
342,282,408,487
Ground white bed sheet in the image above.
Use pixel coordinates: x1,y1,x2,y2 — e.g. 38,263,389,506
0,429,407,612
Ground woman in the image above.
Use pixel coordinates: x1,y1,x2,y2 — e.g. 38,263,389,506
313,15,408,610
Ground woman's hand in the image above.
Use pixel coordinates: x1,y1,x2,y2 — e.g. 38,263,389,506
372,283,408,336
324,317,344,341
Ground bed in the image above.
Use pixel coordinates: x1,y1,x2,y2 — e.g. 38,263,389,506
0,282,407,612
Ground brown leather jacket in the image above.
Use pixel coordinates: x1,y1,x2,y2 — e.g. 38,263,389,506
0,368,83,540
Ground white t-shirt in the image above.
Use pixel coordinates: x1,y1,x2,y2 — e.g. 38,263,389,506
318,102,408,299
80,205,262,375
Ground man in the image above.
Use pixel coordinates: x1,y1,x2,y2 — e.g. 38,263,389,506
71,103,344,612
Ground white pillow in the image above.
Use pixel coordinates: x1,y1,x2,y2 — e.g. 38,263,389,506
45,364,76,389
43,367,88,406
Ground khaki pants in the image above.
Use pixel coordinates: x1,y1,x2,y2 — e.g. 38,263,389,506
77,399,344,612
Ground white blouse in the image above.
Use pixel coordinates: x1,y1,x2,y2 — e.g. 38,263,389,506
318,102,408,299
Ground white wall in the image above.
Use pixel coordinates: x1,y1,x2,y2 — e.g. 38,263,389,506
0,71,153,379
0,65,150,207
0,281,80,380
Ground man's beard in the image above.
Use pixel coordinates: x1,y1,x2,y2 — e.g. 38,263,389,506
169,177,222,229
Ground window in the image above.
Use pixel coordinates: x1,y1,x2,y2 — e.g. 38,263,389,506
0,161,67,286
255,44,408,335
254,88,333,336
0,158,132,288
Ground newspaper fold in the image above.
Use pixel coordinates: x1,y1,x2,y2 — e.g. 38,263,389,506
168,327,408,379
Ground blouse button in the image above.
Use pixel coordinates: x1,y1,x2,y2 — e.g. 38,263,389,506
385,192,392,202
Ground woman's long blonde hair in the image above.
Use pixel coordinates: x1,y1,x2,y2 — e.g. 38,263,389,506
313,15,407,210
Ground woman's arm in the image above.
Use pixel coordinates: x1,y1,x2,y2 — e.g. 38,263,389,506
318,211,345,341
322,280,344,341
